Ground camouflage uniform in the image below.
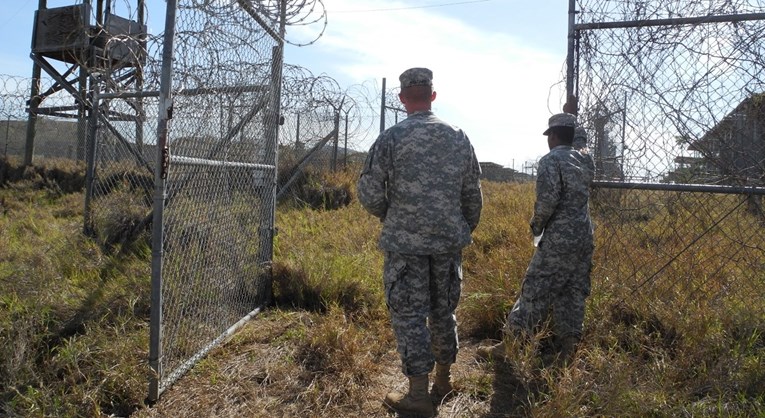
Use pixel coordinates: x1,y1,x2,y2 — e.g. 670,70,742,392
507,114,595,339
357,68,483,377
573,125,588,151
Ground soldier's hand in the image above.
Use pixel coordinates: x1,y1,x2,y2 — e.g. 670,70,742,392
563,95,578,115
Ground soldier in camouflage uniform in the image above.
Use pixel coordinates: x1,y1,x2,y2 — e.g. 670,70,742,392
568,95,590,152
573,125,588,152
479,112,595,365
357,67,483,417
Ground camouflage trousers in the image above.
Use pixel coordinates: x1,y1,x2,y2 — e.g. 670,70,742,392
384,251,463,377
507,241,593,338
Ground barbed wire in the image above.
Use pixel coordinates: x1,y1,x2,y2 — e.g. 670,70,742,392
575,0,765,357
578,0,765,22
576,0,765,184
246,0,328,47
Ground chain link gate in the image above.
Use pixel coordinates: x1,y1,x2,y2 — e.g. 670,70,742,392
142,0,283,402
568,0,765,340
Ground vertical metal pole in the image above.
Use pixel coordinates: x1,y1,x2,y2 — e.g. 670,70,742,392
24,0,46,166
344,112,348,169
77,74,88,160
257,0,285,305
295,113,300,147
136,0,146,153
379,77,386,133
566,0,576,98
83,81,100,236
96,0,104,24
25,67,41,166
148,0,178,403
83,4,99,235
4,115,10,158
77,0,92,161
621,92,627,181
261,44,282,265
331,112,339,171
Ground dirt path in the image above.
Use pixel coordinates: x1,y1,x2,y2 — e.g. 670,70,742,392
134,312,535,418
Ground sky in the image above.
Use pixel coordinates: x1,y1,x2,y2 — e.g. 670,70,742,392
0,0,573,169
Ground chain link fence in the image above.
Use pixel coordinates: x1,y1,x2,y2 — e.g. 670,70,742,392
0,74,88,160
278,65,345,191
2,0,341,401
276,67,379,204
140,0,284,401
571,0,765,341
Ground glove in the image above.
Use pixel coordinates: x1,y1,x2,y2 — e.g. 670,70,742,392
533,231,543,247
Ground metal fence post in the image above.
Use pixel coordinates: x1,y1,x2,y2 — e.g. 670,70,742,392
83,82,100,236
331,111,339,171
148,0,178,403
344,111,348,169
379,77,386,133
566,0,577,99
25,56,43,165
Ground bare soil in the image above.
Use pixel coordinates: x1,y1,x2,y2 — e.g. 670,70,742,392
134,311,539,418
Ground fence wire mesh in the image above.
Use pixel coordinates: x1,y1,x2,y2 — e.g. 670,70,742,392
276,66,379,203
573,0,765,336
0,74,88,160
381,82,406,133
145,0,283,400
278,66,343,182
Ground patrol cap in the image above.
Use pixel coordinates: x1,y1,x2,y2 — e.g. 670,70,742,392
399,67,433,88
543,112,577,135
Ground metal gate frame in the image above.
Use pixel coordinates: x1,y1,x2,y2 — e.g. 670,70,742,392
565,0,765,305
147,0,286,402
565,0,765,206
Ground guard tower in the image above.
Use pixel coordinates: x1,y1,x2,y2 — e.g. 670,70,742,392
25,0,147,164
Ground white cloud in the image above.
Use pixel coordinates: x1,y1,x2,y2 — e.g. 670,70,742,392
285,0,569,168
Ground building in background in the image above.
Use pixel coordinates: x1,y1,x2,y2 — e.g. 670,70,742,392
669,93,765,185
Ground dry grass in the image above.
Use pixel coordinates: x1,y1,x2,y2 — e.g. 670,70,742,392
0,156,85,193
2,159,765,417
1,158,150,417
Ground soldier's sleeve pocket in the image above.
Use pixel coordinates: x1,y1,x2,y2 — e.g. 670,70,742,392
361,146,376,175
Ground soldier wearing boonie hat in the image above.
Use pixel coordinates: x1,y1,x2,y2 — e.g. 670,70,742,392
560,95,589,151
478,108,596,366
358,67,482,417
573,125,589,151
542,112,578,135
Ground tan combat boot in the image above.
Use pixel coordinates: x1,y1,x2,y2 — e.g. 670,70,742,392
476,340,509,362
384,374,434,417
431,363,453,402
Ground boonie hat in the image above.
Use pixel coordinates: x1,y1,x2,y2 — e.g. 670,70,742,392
573,125,588,150
543,112,577,135
399,67,433,88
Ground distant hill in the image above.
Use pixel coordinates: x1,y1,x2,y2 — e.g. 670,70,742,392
480,161,534,183
2,120,533,186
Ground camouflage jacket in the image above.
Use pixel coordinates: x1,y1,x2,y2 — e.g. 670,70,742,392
357,111,483,254
531,145,595,251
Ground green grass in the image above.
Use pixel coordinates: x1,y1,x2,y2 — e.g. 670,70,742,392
1,158,150,417
2,158,765,417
